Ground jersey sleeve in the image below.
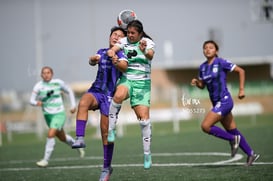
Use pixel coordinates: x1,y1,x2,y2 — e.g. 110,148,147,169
96,48,104,57
116,50,128,62
29,82,40,106
198,71,202,80
58,79,76,109
143,38,155,52
198,64,204,80
221,58,236,72
115,37,127,49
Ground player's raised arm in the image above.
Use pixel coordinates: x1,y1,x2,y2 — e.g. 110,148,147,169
111,55,128,73
107,45,120,58
139,38,155,61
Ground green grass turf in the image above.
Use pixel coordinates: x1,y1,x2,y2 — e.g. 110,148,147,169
0,114,272,181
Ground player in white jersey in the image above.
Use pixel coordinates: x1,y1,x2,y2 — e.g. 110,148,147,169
30,66,84,167
107,20,155,169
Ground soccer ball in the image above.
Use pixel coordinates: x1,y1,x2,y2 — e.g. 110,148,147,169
117,9,137,30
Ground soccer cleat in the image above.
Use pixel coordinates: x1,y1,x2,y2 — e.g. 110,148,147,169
99,167,113,181
71,137,86,149
144,153,152,169
78,148,85,158
246,153,260,166
107,130,116,143
36,159,48,167
230,135,241,157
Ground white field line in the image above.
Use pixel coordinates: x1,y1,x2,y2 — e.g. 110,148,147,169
1,152,272,172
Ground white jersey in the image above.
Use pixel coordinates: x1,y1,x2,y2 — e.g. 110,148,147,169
116,37,155,80
30,79,76,114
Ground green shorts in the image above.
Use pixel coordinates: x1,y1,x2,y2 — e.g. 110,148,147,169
43,112,66,130
118,76,151,107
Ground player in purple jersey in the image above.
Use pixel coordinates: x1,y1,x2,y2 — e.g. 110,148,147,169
71,26,128,180
191,40,259,166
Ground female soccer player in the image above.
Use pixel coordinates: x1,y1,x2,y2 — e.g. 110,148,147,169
71,26,128,181
191,40,259,166
30,66,84,167
107,20,155,169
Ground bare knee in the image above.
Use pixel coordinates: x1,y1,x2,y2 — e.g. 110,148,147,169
47,128,57,138
78,99,90,111
201,111,221,134
201,122,211,133
113,92,126,103
78,93,97,111
113,86,128,103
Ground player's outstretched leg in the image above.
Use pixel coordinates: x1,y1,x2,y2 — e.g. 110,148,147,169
107,100,121,142
208,126,241,157
227,128,259,164
140,119,152,169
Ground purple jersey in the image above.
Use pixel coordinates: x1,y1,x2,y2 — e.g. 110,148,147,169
89,48,126,97
199,57,236,104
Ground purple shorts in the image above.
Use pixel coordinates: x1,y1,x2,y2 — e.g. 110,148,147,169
87,91,112,116
211,95,233,116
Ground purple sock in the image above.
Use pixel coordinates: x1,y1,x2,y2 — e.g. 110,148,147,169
103,143,114,168
227,128,253,156
76,120,87,137
209,126,234,141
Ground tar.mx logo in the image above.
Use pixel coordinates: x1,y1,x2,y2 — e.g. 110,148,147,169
181,94,205,114
181,94,201,107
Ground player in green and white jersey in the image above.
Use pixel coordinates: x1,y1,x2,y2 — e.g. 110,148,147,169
30,66,84,167
107,20,155,169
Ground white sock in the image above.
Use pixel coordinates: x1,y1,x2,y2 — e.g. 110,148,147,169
139,119,152,155
65,134,75,146
43,138,55,161
108,100,121,130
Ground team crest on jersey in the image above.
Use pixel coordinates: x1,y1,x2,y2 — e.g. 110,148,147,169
212,65,219,73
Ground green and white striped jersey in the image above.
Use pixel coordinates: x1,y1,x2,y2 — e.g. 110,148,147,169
30,79,76,115
117,37,155,80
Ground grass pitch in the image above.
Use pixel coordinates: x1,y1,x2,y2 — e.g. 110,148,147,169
0,114,273,181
